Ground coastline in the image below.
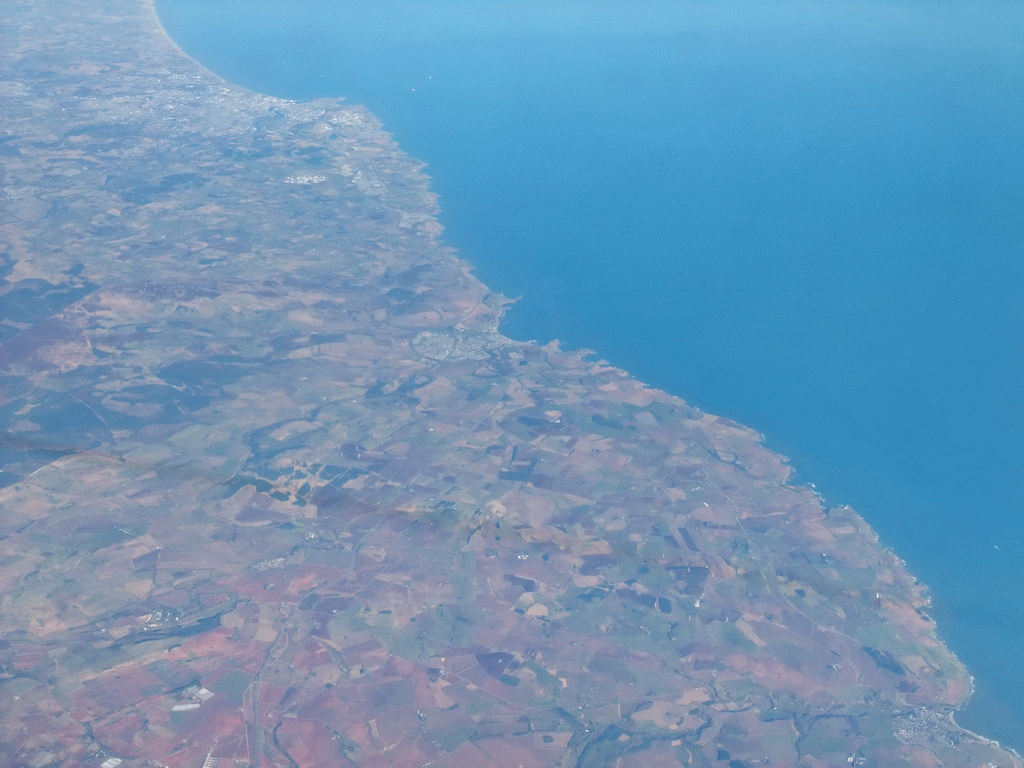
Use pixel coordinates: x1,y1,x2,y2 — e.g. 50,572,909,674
0,0,1018,763
143,2,1021,758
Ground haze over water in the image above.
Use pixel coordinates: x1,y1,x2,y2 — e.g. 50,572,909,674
158,0,1024,749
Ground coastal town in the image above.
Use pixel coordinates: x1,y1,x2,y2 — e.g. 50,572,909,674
0,0,1020,766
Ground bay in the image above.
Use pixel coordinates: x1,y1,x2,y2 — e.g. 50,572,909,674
157,0,1024,749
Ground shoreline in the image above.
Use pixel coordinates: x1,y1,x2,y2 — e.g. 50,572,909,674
143,0,1015,756
1,0,1018,762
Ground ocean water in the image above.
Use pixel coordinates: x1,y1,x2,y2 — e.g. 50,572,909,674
157,0,1024,749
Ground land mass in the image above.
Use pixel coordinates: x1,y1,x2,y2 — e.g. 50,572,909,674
0,1,1019,767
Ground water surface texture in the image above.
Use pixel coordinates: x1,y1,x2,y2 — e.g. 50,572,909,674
159,0,1024,747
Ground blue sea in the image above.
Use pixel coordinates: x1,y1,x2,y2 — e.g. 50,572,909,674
157,0,1024,749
